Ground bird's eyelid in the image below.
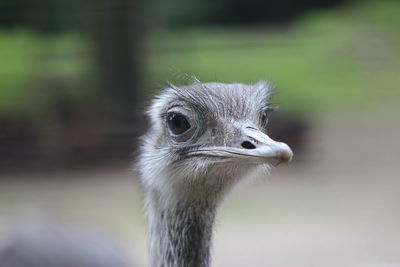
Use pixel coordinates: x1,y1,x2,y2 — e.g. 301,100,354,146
167,104,185,112
263,106,279,112
166,103,195,116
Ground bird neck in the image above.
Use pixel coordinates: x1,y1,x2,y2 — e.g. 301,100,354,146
147,191,218,267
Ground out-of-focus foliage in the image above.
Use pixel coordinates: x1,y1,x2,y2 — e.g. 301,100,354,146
154,0,348,26
0,0,82,32
0,32,92,116
1,0,145,169
1,0,399,119
147,0,400,115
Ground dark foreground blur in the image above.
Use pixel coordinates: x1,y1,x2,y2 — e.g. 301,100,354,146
0,218,133,267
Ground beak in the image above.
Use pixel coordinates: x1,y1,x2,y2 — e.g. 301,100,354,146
185,126,293,165
239,127,293,164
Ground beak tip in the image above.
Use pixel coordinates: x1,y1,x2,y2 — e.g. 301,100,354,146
279,144,294,164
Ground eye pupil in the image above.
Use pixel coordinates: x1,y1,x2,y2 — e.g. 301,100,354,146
167,112,191,135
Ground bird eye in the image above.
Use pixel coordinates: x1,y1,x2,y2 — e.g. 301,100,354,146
261,106,278,123
167,112,191,135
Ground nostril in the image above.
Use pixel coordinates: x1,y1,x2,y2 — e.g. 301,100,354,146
241,141,256,149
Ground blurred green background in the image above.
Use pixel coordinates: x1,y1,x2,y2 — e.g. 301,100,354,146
1,0,400,266
1,0,399,170
1,0,399,169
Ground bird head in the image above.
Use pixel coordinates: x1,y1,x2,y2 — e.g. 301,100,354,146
138,81,293,199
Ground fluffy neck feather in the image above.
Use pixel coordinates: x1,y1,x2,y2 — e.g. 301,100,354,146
146,188,218,267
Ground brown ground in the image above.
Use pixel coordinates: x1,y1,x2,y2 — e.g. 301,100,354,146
0,116,399,267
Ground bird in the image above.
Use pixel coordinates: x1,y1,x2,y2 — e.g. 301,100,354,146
137,80,293,267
